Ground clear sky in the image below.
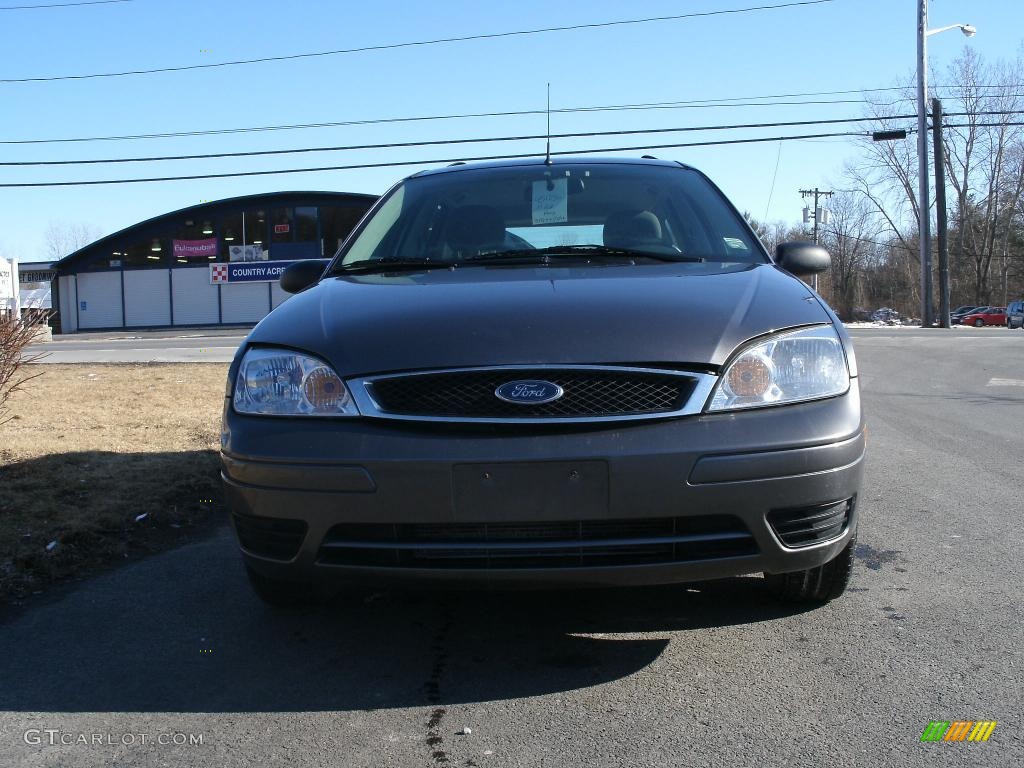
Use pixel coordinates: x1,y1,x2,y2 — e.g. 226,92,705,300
1,0,1020,262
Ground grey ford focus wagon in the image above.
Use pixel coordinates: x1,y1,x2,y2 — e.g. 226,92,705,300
221,157,864,606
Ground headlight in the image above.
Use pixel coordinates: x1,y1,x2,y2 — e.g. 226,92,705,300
233,347,359,416
708,325,850,411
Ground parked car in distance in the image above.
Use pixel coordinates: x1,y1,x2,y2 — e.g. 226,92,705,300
950,305,978,325
1007,299,1024,329
870,307,900,323
221,157,864,609
960,307,1007,327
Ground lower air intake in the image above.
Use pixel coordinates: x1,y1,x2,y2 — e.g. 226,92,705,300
767,497,853,548
317,515,757,569
232,513,307,561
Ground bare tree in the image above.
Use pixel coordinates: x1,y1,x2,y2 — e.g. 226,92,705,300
819,193,885,320
845,83,921,258
742,212,807,256
937,50,1024,305
839,49,1024,312
44,221,101,262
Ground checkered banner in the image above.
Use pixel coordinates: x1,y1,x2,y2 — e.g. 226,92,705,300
210,264,229,284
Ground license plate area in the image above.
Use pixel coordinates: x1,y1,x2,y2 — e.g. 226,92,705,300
452,461,609,520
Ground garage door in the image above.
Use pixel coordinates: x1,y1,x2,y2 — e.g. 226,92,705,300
76,272,123,329
271,281,292,310
124,270,171,327
172,268,219,325
221,282,269,324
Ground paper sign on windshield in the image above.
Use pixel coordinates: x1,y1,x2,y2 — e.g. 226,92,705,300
532,178,568,225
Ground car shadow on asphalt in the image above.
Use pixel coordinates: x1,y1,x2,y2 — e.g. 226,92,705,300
0,530,818,713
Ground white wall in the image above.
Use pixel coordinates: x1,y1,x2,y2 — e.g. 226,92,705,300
124,270,172,327
59,275,77,333
221,282,269,324
76,272,123,329
172,267,220,325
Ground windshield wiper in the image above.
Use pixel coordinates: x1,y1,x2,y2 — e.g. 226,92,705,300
461,245,704,264
331,247,704,274
332,258,453,274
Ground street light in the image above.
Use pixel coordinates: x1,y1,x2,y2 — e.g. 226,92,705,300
917,1,975,327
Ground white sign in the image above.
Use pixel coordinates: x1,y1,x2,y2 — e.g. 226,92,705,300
532,178,568,225
229,244,268,262
0,257,15,311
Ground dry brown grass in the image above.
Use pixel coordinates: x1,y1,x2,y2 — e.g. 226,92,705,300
0,363,230,604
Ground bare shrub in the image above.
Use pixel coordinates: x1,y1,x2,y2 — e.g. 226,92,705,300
0,311,52,424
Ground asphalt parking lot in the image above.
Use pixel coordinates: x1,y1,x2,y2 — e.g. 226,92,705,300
2,328,1022,767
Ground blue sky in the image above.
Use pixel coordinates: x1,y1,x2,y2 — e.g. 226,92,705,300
1,0,1020,262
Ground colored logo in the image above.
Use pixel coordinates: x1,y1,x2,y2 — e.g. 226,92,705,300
494,380,564,405
921,721,997,742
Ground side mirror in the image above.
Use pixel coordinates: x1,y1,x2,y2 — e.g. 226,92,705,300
280,259,327,294
775,241,831,276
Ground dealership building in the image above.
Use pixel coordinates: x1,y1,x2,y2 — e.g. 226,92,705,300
52,191,376,333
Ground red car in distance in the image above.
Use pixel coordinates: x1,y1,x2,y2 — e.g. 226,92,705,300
960,307,1007,327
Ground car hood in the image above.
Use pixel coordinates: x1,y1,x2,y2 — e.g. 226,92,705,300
248,262,831,375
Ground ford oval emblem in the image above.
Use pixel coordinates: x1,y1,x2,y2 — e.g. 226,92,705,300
494,379,564,405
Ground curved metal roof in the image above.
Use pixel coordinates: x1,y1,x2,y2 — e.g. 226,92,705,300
54,190,378,273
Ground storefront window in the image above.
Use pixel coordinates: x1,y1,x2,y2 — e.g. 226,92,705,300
171,218,218,266
295,206,318,242
319,206,366,257
219,211,242,262
217,210,270,261
271,207,294,243
122,237,168,269
81,250,124,272
244,209,268,250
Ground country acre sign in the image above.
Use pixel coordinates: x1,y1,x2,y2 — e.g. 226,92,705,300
210,261,303,284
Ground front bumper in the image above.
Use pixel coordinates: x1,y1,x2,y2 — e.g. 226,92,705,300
221,384,865,588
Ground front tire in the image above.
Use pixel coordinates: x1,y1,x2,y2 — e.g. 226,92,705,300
244,563,321,607
765,533,856,604
974,318,985,327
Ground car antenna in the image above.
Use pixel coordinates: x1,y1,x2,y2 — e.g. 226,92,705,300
545,82,552,165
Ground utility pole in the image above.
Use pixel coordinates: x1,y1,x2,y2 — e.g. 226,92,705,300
917,1,975,328
917,0,932,328
800,188,833,291
932,97,951,329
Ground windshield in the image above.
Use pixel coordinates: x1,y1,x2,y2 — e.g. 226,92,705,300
332,163,766,270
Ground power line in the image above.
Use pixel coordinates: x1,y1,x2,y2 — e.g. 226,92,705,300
0,0,129,8
945,122,1024,128
3,85,1016,147
10,108,1022,166
0,97,889,146
1,0,839,83
0,115,919,166
0,130,870,187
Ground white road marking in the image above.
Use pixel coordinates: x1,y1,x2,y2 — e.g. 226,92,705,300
987,378,1024,387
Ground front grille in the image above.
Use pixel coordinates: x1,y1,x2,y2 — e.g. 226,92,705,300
232,513,308,561
317,515,757,569
767,497,853,548
366,368,696,419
